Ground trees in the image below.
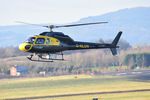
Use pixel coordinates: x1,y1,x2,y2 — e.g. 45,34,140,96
0,47,27,58
124,53,150,69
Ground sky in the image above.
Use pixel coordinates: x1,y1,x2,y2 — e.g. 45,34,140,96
0,0,150,25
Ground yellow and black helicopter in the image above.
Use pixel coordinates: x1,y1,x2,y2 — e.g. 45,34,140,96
19,22,122,62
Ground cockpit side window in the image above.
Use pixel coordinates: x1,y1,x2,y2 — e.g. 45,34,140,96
35,38,45,44
46,38,50,45
26,37,35,44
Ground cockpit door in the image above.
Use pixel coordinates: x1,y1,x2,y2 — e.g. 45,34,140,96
35,38,45,45
45,38,50,45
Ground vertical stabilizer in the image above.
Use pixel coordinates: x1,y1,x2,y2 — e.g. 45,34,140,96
110,31,122,55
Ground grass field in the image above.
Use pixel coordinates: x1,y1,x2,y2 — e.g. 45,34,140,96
0,75,150,100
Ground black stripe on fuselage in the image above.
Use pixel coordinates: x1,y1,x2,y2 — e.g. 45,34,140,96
28,42,113,53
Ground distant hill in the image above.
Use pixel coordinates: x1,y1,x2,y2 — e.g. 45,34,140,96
0,7,150,47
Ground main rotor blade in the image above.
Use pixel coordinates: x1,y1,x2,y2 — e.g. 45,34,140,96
16,21,108,31
16,21,56,30
55,22,108,28
16,21,44,27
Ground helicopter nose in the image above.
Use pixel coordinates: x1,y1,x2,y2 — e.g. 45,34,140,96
19,43,32,52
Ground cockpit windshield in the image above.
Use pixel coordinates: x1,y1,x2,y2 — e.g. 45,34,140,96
26,37,35,44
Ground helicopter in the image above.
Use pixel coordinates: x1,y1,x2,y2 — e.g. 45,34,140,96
19,21,122,62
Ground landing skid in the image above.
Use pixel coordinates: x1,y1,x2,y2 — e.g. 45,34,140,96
27,58,54,62
27,52,65,62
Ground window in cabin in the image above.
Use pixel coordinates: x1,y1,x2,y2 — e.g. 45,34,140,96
46,38,50,45
26,37,35,44
35,38,45,44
